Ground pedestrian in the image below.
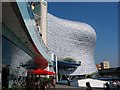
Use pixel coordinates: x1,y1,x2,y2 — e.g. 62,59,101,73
51,77,56,89
36,24,40,31
40,82,45,90
67,77,70,86
104,82,110,90
86,82,92,90
117,80,120,90
31,2,35,12
113,80,117,87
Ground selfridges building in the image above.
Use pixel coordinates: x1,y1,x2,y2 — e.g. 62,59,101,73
47,13,97,75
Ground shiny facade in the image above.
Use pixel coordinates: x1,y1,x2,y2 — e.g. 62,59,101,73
47,13,97,75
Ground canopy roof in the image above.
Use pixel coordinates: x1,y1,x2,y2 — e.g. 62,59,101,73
31,68,56,75
55,61,80,68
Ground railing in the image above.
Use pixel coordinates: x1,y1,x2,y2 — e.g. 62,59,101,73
33,22,52,56
27,2,51,55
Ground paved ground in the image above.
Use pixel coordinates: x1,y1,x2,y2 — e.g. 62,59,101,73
56,84,119,90
55,80,118,90
55,84,104,90
56,84,78,88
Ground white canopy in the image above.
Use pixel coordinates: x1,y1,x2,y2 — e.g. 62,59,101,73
77,78,108,88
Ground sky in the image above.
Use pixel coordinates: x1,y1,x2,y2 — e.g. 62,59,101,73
47,2,118,68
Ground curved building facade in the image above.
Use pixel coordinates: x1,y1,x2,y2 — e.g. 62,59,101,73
47,13,97,75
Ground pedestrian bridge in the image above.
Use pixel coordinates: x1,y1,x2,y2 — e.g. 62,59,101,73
2,1,51,70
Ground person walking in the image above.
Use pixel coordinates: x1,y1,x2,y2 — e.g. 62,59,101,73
67,77,70,86
31,2,35,12
104,82,110,90
51,77,56,89
86,82,92,90
117,80,120,90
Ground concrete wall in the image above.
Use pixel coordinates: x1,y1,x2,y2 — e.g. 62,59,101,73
40,1,47,45
2,37,32,76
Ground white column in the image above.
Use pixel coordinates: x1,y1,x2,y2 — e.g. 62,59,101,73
51,53,54,61
46,63,49,78
55,56,58,82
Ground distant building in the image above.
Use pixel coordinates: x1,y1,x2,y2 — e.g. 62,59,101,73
100,61,110,70
96,64,101,70
98,67,120,79
96,61,110,70
97,62,120,79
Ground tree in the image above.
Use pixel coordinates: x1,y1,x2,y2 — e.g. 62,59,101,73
61,57,76,63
